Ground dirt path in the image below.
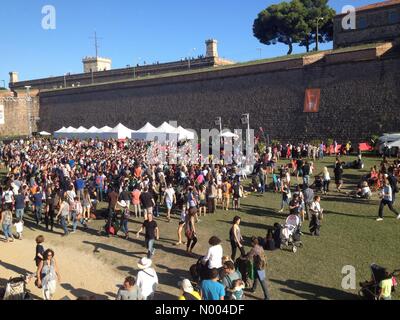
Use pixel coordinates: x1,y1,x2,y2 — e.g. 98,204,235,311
0,239,125,300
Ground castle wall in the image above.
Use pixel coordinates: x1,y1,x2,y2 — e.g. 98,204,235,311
37,51,400,143
0,96,39,138
334,4,400,48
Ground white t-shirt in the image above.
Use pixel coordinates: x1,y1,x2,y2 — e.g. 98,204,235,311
361,186,371,196
3,190,14,203
137,268,158,299
164,188,175,202
286,171,291,183
14,221,23,233
310,201,321,215
204,244,223,269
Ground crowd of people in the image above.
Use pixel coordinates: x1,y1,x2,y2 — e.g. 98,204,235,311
0,137,398,300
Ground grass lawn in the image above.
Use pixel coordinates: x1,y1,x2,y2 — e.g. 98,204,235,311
1,155,399,300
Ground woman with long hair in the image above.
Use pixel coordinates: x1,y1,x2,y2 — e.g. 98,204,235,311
55,195,70,236
82,188,91,221
230,216,245,261
36,249,61,300
198,185,207,217
278,180,291,213
185,207,198,255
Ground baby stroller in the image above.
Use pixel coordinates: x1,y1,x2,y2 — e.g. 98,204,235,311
189,257,209,284
359,264,399,300
2,274,33,300
280,214,303,253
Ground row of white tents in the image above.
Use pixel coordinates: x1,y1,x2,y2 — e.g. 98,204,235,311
53,122,196,141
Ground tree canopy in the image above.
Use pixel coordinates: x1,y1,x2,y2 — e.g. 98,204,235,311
253,0,336,55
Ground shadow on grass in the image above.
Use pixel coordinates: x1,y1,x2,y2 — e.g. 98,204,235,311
270,278,359,300
216,219,274,231
240,204,288,220
326,210,377,219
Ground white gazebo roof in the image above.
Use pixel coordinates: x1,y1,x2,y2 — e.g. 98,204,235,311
137,122,157,133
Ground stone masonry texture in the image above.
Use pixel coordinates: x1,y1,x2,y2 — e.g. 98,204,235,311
37,54,400,144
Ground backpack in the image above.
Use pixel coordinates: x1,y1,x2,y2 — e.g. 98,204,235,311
254,254,266,271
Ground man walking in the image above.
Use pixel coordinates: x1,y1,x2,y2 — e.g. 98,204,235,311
303,184,314,220
377,179,400,221
164,184,176,222
387,169,398,204
140,187,155,221
137,213,159,258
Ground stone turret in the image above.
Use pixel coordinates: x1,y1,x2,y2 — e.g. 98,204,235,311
82,57,112,73
206,39,218,58
9,72,19,84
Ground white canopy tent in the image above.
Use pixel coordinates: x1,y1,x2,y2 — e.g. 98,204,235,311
53,124,134,140
112,123,135,139
132,122,159,141
39,131,51,136
378,133,400,143
388,139,400,148
220,129,239,139
177,126,195,141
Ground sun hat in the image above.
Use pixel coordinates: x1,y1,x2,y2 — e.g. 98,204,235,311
137,257,152,269
118,200,128,208
178,279,194,293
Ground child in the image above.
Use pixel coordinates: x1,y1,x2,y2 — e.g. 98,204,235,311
14,219,24,240
35,235,45,267
230,279,245,300
71,196,88,233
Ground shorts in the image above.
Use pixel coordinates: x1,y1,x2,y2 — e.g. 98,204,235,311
335,179,343,184
179,221,185,226
199,200,206,207
166,199,173,210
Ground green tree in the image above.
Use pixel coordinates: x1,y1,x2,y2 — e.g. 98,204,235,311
299,0,336,52
253,0,308,55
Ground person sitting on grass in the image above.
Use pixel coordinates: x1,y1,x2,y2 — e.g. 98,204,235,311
346,181,372,199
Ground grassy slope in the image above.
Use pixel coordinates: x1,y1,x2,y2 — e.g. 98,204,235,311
1,155,399,300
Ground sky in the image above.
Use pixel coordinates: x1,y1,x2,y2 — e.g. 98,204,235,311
0,0,375,85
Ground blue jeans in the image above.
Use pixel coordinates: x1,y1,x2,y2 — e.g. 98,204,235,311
120,219,129,235
72,211,87,232
303,175,310,186
145,238,155,258
323,180,330,192
280,198,290,210
96,187,104,202
259,181,265,193
60,216,69,235
153,205,159,217
252,269,270,300
15,208,24,221
34,205,42,224
2,224,13,240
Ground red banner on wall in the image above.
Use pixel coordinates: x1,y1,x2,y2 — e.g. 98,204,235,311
304,88,321,113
